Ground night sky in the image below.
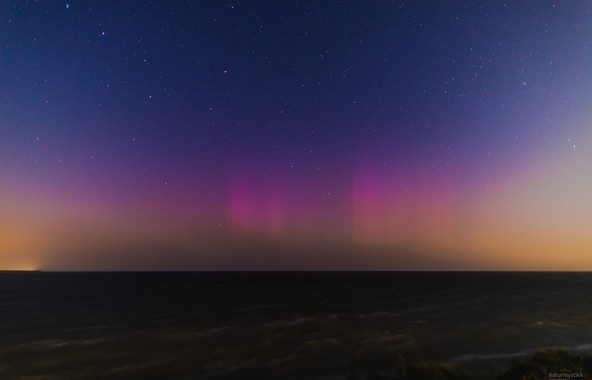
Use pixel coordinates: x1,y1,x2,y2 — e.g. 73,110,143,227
2,1,592,270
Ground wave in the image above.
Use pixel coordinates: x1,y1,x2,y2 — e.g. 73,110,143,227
0,337,108,354
447,343,592,364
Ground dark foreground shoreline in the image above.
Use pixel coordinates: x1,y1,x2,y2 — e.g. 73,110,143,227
2,271,592,379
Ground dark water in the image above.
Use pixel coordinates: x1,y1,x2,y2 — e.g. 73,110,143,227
1,272,592,379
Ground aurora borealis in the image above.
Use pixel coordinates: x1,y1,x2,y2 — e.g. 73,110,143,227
2,1,592,270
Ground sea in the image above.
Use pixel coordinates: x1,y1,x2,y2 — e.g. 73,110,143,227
1,271,591,379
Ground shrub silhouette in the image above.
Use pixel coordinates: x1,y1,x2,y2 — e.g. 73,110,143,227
500,348,591,380
345,348,592,380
